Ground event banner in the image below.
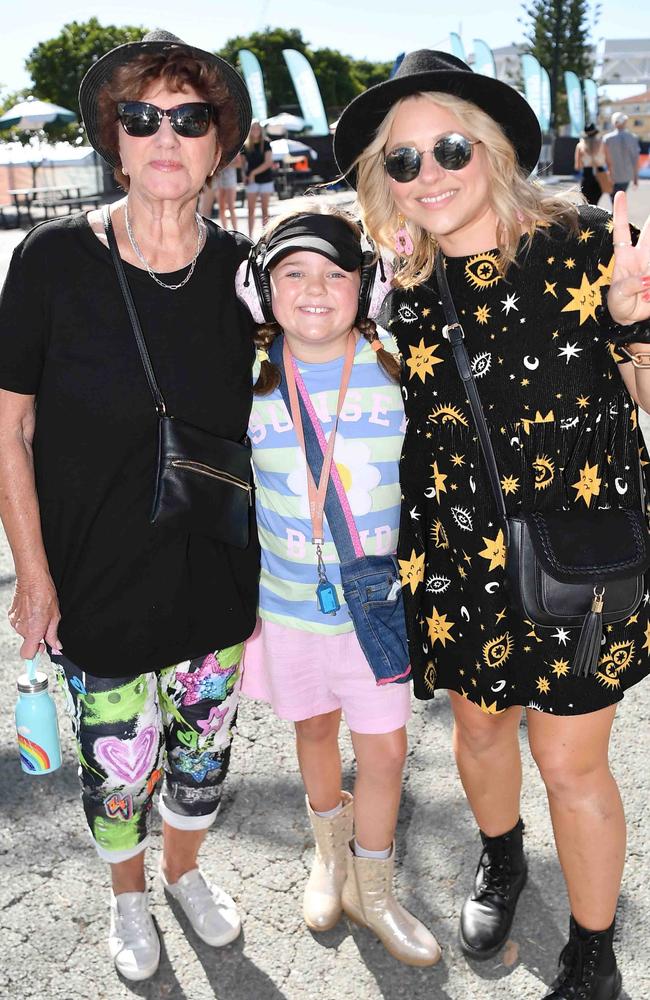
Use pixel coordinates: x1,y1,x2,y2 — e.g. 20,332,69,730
472,39,496,78
521,54,543,126
238,49,268,122
539,65,551,132
583,78,599,125
564,71,585,137
449,33,467,63
282,49,329,135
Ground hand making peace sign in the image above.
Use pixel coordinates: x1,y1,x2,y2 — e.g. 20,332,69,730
607,190,650,328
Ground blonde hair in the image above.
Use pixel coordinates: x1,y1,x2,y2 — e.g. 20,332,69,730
253,198,401,395
354,91,579,289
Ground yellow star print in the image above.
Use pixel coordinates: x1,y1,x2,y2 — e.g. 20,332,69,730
430,461,448,502
576,395,590,409
596,253,615,288
427,607,456,647
501,475,520,495
479,529,507,571
398,549,425,595
550,658,570,678
564,258,576,269
561,272,602,324
405,338,443,383
544,281,558,298
578,228,595,243
479,698,505,715
572,461,602,507
474,304,491,325
451,452,466,467
536,676,551,694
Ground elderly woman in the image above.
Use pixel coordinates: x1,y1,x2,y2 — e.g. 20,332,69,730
0,31,259,981
334,50,650,1000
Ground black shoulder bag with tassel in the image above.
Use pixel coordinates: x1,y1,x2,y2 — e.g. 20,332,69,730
435,252,650,677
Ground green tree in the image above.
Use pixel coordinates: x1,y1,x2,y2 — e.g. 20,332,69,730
25,17,146,141
521,0,597,129
0,87,41,145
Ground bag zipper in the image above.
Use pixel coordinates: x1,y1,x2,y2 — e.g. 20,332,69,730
171,460,252,501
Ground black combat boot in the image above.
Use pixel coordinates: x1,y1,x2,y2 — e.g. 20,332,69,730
543,916,622,999
459,817,527,959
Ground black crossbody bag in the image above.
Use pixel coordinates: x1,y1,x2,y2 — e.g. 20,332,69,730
435,253,650,677
103,206,252,548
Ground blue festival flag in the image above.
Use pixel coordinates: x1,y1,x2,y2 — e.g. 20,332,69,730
564,71,585,137
449,33,467,63
238,50,268,123
521,54,543,127
282,49,329,135
539,65,551,132
472,39,496,78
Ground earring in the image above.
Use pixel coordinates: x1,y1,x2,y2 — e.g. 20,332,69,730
122,166,128,176
394,215,414,257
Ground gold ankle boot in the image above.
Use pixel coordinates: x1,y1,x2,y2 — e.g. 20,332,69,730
303,791,354,932
341,843,442,967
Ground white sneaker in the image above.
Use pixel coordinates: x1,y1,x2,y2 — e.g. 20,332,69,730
108,891,160,981
160,867,241,946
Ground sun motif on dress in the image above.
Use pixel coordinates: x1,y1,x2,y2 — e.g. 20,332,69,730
428,403,468,427
478,529,507,571
532,455,555,490
405,338,444,382
426,608,456,647
561,272,602,324
398,549,425,595
572,461,602,506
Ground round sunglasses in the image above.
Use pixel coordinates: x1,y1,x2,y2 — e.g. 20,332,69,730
384,133,480,183
116,101,215,139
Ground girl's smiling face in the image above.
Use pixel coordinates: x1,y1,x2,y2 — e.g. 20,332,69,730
270,251,360,361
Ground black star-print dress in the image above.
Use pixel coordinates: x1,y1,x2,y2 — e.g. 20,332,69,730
382,205,650,715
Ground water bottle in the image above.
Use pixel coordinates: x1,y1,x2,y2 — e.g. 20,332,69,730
15,659,61,775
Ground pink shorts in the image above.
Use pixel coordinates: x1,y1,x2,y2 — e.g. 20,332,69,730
241,619,411,734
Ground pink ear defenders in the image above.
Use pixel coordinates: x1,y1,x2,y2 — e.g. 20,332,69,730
235,216,394,326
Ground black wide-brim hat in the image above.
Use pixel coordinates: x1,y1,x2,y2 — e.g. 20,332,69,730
79,29,252,168
334,49,542,184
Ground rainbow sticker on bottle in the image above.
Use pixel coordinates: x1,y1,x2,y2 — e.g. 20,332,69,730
18,733,52,773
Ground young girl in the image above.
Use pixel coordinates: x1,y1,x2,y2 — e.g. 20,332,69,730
238,203,441,967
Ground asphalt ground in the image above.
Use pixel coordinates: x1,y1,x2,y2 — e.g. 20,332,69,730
1,183,649,1000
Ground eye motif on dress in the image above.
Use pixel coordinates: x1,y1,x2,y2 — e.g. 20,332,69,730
397,303,419,324
471,351,492,379
428,403,469,427
482,632,514,668
596,640,635,689
426,574,451,594
464,253,502,289
451,506,474,532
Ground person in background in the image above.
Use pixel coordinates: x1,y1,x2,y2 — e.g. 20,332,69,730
243,119,274,236
574,123,609,205
0,30,259,982
603,112,641,195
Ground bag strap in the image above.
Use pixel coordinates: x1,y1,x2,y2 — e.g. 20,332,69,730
435,252,508,524
270,336,361,563
102,204,167,416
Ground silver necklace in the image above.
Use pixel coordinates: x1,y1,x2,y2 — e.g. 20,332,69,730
124,202,206,291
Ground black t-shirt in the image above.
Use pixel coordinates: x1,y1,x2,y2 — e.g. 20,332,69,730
245,140,273,184
0,214,260,677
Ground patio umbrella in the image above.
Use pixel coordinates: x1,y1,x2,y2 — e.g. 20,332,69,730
262,113,306,134
270,138,318,161
0,97,77,131
0,97,77,186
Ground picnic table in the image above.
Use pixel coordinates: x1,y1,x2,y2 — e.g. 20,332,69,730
7,185,102,224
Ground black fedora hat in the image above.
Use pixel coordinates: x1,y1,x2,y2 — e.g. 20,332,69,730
582,122,600,137
79,29,252,168
334,49,542,184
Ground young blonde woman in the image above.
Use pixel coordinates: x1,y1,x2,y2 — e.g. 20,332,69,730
575,124,610,206
334,50,650,1000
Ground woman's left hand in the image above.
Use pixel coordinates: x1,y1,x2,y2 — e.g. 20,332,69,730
608,191,650,325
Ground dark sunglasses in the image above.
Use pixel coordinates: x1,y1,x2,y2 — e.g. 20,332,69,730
384,133,480,182
116,101,214,138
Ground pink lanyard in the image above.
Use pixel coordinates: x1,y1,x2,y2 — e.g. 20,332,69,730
283,333,356,550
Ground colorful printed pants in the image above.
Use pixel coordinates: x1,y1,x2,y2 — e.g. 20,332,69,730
52,644,243,862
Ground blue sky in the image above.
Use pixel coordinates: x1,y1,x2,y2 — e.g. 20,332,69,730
2,0,648,97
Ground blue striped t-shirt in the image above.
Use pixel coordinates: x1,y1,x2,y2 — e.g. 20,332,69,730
248,331,406,634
